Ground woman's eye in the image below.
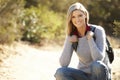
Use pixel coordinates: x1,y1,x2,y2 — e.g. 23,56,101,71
78,14,83,17
72,16,75,18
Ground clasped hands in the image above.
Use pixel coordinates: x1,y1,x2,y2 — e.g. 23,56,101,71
70,31,94,42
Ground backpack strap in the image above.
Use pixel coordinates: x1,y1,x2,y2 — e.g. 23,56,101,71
90,26,96,32
72,42,78,51
90,26,96,40
106,38,114,63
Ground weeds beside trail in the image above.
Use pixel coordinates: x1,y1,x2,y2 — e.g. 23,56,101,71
0,42,120,80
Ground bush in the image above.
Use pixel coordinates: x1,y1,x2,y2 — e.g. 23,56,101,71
21,5,65,43
113,20,120,37
0,0,25,44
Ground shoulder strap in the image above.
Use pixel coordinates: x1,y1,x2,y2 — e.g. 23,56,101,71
106,38,114,63
72,42,78,51
90,26,96,32
90,26,96,40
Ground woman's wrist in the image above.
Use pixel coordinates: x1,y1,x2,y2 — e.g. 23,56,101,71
70,35,78,42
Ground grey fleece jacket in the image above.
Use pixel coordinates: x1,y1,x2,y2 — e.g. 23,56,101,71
60,25,109,74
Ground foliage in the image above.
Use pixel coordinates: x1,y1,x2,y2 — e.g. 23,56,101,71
21,5,65,43
88,0,120,35
113,21,120,37
0,0,120,44
0,0,25,44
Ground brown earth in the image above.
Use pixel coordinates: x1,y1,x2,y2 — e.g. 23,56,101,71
0,42,120,80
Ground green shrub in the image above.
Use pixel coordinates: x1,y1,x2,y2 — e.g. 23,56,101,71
0,0,25,44
21,5,65,43
113,20,120,37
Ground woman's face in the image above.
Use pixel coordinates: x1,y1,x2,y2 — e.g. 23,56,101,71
71,10,86,28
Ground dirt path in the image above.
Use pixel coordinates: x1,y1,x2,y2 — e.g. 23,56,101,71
0,43,61,80
0,43,120,80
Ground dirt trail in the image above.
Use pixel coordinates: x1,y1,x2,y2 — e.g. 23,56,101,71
0,42,120,80
0,43,61,80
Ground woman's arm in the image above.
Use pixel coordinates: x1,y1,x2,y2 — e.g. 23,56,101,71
59,36,74,67
87,26,106,61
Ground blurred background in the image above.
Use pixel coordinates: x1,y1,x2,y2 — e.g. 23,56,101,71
0,0,120,46
0,0,120,80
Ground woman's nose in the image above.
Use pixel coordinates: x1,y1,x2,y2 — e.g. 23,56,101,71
75,17,80,22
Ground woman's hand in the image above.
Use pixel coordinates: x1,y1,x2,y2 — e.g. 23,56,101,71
86,31,94,40
70,35,78,42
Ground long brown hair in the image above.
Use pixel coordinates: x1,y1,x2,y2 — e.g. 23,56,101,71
66,2,89,35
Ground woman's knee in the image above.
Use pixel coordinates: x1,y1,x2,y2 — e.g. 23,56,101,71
91,61,108,74
91,61,110,80
54,67,67,78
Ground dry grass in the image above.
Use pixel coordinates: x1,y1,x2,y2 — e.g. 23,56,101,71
0,41,120,80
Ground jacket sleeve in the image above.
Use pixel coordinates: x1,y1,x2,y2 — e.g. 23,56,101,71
59,36,74,67
88,26,106,61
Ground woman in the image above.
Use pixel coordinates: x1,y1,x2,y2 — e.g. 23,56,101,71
54,2,111,80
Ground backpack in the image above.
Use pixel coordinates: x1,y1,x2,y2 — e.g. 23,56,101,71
71,26,114,64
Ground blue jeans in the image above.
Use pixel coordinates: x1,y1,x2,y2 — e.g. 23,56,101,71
54,61,110,80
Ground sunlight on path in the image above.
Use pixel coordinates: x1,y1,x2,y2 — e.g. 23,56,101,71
15,51,60,80
0,44,62,80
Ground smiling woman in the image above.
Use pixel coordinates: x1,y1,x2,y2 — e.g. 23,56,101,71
71,10,87,37
54,2,111,80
